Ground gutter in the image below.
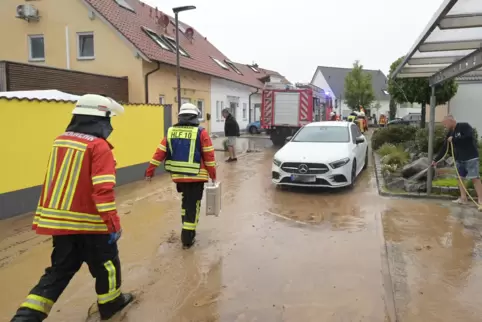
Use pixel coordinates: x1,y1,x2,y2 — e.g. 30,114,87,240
144,62,160,103
248,88,260,122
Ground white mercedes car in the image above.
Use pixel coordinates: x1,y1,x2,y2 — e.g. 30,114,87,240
271,121,368,188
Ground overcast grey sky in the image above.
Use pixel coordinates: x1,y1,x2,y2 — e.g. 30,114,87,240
143,0,444,83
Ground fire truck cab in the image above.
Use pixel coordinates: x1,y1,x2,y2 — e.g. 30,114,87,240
261,82,333,146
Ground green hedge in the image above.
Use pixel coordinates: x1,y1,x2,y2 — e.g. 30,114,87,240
372,124,447,155
371,125,417,150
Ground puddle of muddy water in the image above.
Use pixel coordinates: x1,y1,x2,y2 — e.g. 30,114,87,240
382,199,482,322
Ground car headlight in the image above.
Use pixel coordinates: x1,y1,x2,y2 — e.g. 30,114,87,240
330,157,350,169
273,158,282,167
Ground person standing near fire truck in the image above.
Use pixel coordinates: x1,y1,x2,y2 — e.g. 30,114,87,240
11,94,133,322
145,103,216,249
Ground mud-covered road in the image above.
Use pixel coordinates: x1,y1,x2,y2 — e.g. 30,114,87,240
1,138,482,321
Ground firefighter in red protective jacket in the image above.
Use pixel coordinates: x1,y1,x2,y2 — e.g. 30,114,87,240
11,95,133,322
145,103,216,249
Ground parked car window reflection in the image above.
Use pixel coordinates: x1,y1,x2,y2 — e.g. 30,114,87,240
292,126,350,143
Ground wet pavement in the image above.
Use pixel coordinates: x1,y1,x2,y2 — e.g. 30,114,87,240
1,137,482,321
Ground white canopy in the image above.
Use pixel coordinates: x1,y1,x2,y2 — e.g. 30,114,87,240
0,90,80,102
392,0,482,85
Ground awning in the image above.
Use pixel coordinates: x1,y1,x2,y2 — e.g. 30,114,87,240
391,0,482,85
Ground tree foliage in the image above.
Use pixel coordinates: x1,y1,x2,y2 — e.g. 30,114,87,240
387,56,458,127
344,60,376,110
389,98,397,120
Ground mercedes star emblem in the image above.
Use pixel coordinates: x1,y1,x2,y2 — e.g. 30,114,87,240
298,164,309,174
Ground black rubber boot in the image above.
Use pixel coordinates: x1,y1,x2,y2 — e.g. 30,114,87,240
181,229,196,249
10,308,46,322
98,293,134,320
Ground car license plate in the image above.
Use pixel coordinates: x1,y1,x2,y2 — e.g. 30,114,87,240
290,174,316,183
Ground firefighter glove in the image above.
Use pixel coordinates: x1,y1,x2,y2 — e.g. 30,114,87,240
108,229,122,244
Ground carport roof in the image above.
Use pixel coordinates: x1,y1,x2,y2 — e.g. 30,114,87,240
391,0,482,86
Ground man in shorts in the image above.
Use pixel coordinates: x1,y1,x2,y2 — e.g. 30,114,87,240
433,115,482,207
222,108,240,162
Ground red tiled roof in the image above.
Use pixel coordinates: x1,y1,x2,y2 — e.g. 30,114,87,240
84,0,276,89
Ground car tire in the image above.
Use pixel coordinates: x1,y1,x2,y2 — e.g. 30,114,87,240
249,126,257,135
349,159,357,188
363,148,368,170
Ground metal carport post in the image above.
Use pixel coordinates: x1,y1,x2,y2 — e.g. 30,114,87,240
390,0,482,194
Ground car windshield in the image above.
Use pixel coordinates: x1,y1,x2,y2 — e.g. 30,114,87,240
292,126,350,143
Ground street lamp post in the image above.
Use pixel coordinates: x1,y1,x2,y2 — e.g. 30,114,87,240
172,5,196,111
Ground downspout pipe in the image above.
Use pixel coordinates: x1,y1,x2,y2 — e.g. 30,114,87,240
145,62,160,104
248,88,260,122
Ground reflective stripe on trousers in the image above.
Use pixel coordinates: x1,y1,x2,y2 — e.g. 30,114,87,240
97,260,121,304
20,294,54,315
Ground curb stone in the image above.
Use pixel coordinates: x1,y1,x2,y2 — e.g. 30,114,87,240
372,152,456,201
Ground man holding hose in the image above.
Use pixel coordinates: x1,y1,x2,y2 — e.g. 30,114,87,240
432,115,482,206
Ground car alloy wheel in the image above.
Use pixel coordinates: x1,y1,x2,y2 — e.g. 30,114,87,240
249,126,257,134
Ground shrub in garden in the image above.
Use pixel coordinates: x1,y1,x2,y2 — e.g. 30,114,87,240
414,125,446,155
371,125,417,150
379,144,410,168
377,143,399,157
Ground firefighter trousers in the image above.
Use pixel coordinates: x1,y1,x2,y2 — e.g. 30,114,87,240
176,182,205,246
11,234,122,322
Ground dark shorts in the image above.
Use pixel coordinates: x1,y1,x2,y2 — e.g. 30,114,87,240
456,158,480,179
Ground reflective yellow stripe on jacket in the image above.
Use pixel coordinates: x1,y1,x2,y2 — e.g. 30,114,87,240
165,127,201,174
34,207,109,232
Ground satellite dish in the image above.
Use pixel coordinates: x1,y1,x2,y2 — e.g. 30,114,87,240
185,27,194,40
158,13,169,28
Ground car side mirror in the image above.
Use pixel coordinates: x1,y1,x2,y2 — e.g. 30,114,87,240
285,136,292,142
355,137,365,144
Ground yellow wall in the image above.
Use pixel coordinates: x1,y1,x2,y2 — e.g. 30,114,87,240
0,0,144,102
143,61,212,130
0,99,164,194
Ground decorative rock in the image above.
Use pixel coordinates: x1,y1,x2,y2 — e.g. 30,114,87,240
404,181,427,193
401,157,429,178
386,177,407,190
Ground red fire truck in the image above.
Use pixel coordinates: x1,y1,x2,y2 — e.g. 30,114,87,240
261,83,333,146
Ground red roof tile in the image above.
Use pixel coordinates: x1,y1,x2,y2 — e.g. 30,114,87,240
84,0,276,89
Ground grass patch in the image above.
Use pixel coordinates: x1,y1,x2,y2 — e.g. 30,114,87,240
432,178,460,187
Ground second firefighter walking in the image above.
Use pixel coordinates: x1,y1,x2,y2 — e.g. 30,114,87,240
145,103,217,248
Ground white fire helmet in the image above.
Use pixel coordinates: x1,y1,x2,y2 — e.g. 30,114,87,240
359,111,365,116
330,111,335,116
179,102,200,116
72,94,124,117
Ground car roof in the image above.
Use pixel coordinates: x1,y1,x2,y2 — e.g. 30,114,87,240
305,121,350,127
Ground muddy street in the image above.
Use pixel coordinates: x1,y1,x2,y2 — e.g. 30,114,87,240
1,138,482,321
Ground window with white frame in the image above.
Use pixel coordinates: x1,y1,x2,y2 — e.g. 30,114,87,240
211,57,229,70
197,99,204,120
159,95,165,104
77,32,95,59
248,65,259,73
225,59,242,75
28,35,45,61
181,98,191,104
242,103,247,120
163,36,190,57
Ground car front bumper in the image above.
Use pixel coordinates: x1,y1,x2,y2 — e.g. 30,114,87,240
271,162,352,188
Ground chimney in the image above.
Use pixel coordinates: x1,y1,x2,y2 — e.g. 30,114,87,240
155,7,158,17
